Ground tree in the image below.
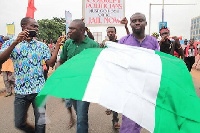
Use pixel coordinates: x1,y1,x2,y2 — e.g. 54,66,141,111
37,17,66,43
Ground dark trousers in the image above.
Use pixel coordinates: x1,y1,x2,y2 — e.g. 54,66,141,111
184,56,195,72
14,93,46,133
112,111,119,125
72,100,90,133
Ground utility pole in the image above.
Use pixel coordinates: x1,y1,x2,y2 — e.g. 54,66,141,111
162,0,164,22
149,3,196,35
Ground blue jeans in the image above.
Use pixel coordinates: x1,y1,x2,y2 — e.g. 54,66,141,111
72,100,90,133
14,93,45,133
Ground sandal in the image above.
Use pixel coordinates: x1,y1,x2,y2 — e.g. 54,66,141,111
105,109,112,115
113,122,120,129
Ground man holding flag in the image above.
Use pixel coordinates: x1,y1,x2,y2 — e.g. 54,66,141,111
119,12,160,133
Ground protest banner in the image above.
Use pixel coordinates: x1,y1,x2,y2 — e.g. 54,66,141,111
82,0,125,26
65,11,72,34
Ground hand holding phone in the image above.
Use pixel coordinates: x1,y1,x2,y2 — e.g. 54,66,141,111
28,30,37,37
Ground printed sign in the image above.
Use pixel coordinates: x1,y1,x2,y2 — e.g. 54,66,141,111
7,23,15,35
83,0,125,26
159,22,167,32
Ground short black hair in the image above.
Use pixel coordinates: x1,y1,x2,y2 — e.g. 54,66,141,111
130,12,146,21
20,17,32,27
107,26,116,33
72,19,85,29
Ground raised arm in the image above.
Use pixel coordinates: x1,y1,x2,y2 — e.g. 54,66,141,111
85,27,94,40
120,17,130,35
46,36,64,67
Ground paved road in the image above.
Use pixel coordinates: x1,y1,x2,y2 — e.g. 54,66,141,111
0,68,200,133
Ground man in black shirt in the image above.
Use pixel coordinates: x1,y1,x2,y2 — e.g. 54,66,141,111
104,26,120,129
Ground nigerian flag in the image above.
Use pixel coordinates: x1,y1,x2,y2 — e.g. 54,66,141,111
36,41,200,133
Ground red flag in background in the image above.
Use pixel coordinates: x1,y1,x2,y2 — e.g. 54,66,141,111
26,0,36,18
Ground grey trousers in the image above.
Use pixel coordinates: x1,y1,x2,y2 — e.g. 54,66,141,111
2,71,15,94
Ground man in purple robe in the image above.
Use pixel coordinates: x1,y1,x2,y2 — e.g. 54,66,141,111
119,12,160,133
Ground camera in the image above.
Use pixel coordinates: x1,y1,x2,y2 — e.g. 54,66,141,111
28,30,37,37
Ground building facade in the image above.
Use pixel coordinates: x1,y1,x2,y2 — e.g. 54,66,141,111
191,16,200,41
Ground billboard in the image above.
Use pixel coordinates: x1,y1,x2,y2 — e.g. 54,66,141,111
83,0,125,26
159,22,167,32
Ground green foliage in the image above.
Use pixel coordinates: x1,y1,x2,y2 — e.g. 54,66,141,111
37,17,66,43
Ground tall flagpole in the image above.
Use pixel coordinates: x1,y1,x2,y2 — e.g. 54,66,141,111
162,0,164,22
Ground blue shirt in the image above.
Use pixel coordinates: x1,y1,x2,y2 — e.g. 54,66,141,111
0,39,51,95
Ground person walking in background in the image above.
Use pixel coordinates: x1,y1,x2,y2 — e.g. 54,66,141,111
104,26,120,130
182,39,188,55
184,38,197,72
159,28,184,59
1,36,15,97
1,58,15,97
56,19,99,133
0,17,62,133
159,28,172,54
118,12,160,133
0,35,4,74
172,36,184,59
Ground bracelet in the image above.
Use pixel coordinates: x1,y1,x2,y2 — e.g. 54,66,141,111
86,29,90,32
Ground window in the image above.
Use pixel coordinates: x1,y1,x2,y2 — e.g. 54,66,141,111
93,32,102,43
196,30,198,35
194,19,196,24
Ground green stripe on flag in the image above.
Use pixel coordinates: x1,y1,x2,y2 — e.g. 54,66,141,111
154,51,200,133
36,48,103,107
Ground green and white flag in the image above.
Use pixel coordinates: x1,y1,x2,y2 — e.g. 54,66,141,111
36,41,200,133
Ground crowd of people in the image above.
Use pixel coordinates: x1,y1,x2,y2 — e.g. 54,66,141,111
0,12,199,133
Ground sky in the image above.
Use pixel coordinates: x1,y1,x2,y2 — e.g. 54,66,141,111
0,0,200,41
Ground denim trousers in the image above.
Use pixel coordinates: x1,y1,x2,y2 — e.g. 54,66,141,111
14,93,46,133
72,100,90,133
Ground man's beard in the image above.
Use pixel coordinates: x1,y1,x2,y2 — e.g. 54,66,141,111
133,28,142,35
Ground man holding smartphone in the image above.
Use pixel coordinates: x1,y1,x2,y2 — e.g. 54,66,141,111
159,28,184,59
159,28,172,54
0,17,63,133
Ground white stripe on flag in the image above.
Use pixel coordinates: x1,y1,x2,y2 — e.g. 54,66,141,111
83,41,162,132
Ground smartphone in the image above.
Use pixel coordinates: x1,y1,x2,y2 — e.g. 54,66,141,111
28,30,37,37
